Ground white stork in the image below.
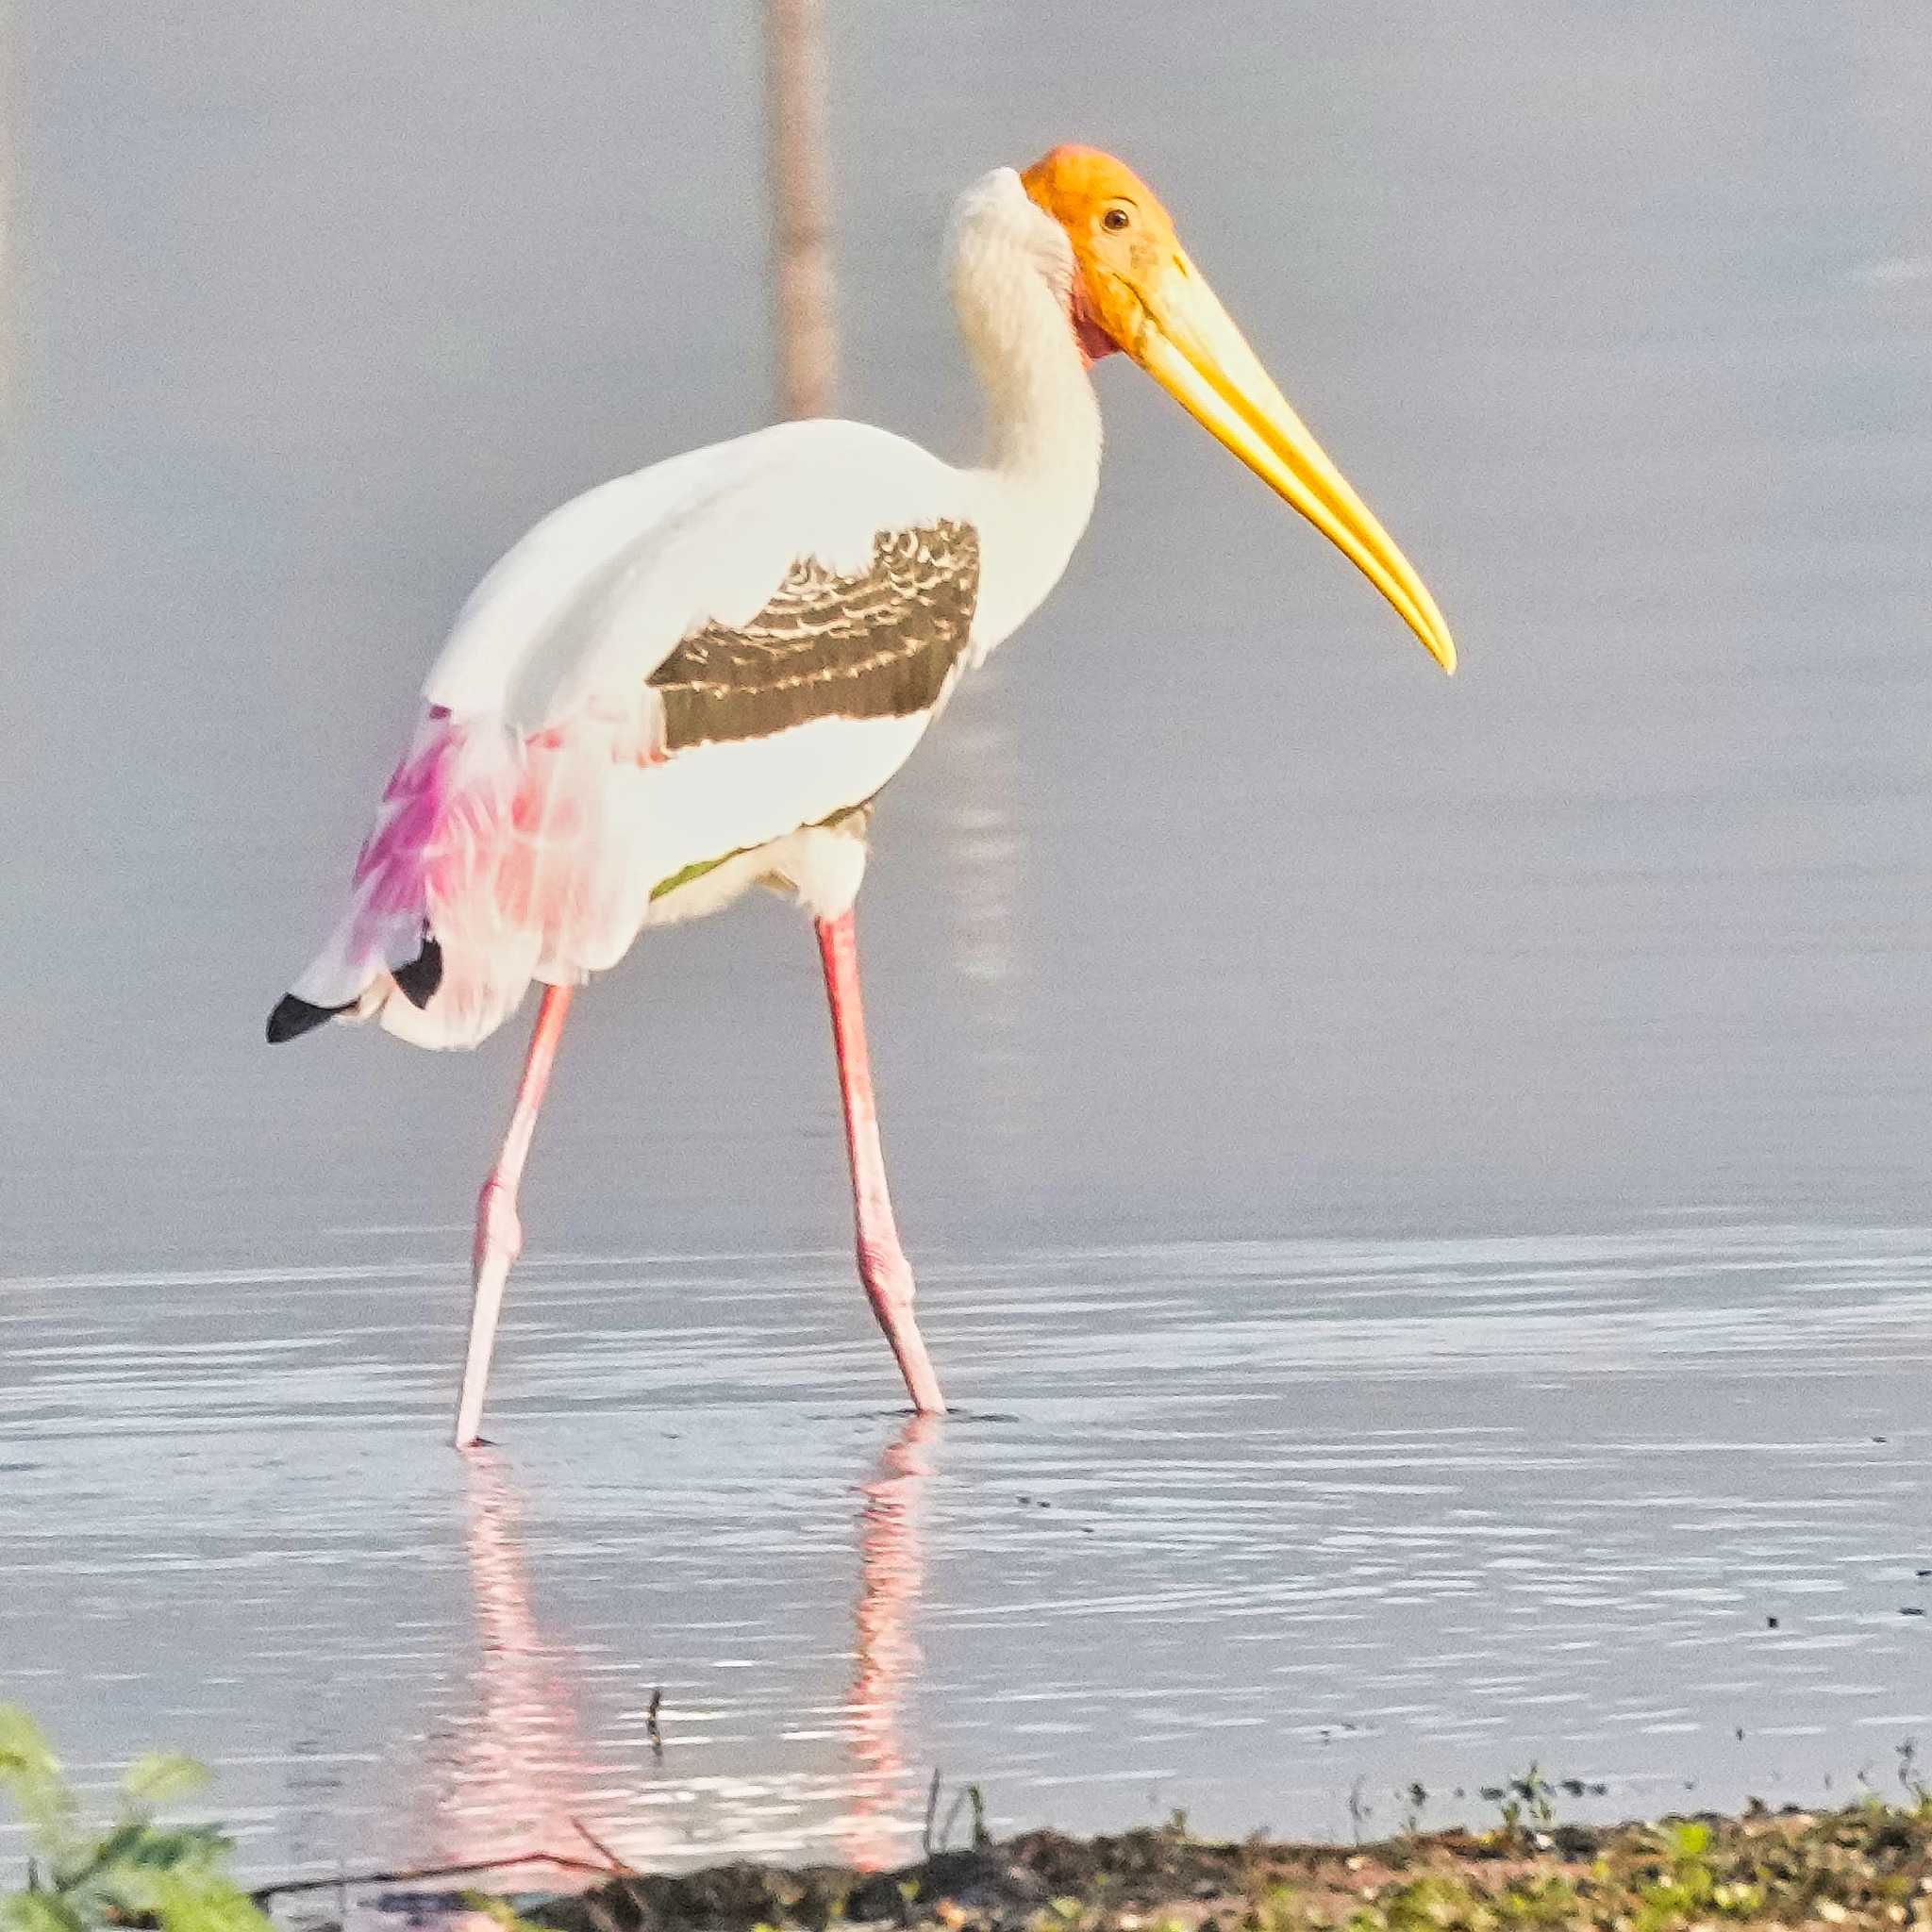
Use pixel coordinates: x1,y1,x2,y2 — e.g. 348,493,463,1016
270,146,1457,1445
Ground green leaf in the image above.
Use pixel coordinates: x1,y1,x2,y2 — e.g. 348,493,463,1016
0,1707,77,1850
135,1868,275,1932
0,1893,86,1932
0,1707,57,1781
0,1712,272,1932
120,1755,210,1811
117,1824,233,1874
1669,1821,1711,1861
458,1892,543,1932
52,1821,150,1894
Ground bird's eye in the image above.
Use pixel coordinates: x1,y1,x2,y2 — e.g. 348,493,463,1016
1101,207,1131,233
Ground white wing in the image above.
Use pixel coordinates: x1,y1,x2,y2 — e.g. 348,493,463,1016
283,419,985,1050
426,418,969,729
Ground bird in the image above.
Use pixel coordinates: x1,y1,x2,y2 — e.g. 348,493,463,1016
269,145,1457,1447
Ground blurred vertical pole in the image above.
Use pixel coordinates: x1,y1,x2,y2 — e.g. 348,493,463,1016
764,0,839,420
0,0,15,432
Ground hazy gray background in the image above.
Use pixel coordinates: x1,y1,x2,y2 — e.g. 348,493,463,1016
4,0,1930,1882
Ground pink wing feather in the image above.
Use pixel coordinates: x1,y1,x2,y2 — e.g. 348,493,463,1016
273,418,971,1052
290,702,641,1050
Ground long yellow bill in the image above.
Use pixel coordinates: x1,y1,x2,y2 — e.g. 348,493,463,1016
1019,144,1455,672
1123,256,1456,674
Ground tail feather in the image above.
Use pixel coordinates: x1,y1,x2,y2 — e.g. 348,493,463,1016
271,703,644,1051
265,991,351,1044
391,936,444,1009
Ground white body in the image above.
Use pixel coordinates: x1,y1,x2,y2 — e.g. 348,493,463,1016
289,168,1104,1049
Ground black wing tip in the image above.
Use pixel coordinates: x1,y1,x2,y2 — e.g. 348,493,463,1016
268,934,440,1042
266,992,349,1044
392,936,444,1010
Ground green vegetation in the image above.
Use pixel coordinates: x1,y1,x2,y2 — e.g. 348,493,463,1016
535,1784,1932,1932
0,1707,271,1932
10,1714,1932,1932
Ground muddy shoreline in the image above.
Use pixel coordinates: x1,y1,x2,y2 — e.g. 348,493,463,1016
312,1804,1932,1932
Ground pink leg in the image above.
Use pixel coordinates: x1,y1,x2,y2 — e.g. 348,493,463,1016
452,984,575,1448
816,910,946,1414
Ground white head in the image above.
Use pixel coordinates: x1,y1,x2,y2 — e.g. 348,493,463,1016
945,146,1457,675
944,166,1088,396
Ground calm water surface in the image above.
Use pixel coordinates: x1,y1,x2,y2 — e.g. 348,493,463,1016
5,0,1931,1882
5,1230,1931,1874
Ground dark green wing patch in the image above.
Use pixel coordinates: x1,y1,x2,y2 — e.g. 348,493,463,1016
648,521,980,750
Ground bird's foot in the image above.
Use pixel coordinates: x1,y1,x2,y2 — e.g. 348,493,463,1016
859,1241,947,1415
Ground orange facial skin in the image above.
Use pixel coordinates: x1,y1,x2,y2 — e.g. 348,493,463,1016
1017,142,1458,675
1021,144,1182,361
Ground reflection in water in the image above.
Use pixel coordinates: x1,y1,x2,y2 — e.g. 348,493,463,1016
941,680,1023,994
3,1231,1929,1875
429,1426,941,1878
435,1447,613,1876
841,1415,941,1870
932,668,1041,1166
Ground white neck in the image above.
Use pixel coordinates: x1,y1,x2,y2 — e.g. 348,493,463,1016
946,173,1104,653
960,266,1102,487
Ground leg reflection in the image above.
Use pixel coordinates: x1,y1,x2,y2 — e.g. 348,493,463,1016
841,1412,943,1870
437,1446,608,1875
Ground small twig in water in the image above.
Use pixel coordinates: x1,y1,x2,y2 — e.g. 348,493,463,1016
1347,1776,1371,1845
967,1782,991,1851
571,1817,633,1875
923,1766,942,1857
939,1786,974,1852
252,1852,619,1902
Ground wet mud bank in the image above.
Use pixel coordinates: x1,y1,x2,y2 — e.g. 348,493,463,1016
518,1805,1932,1932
